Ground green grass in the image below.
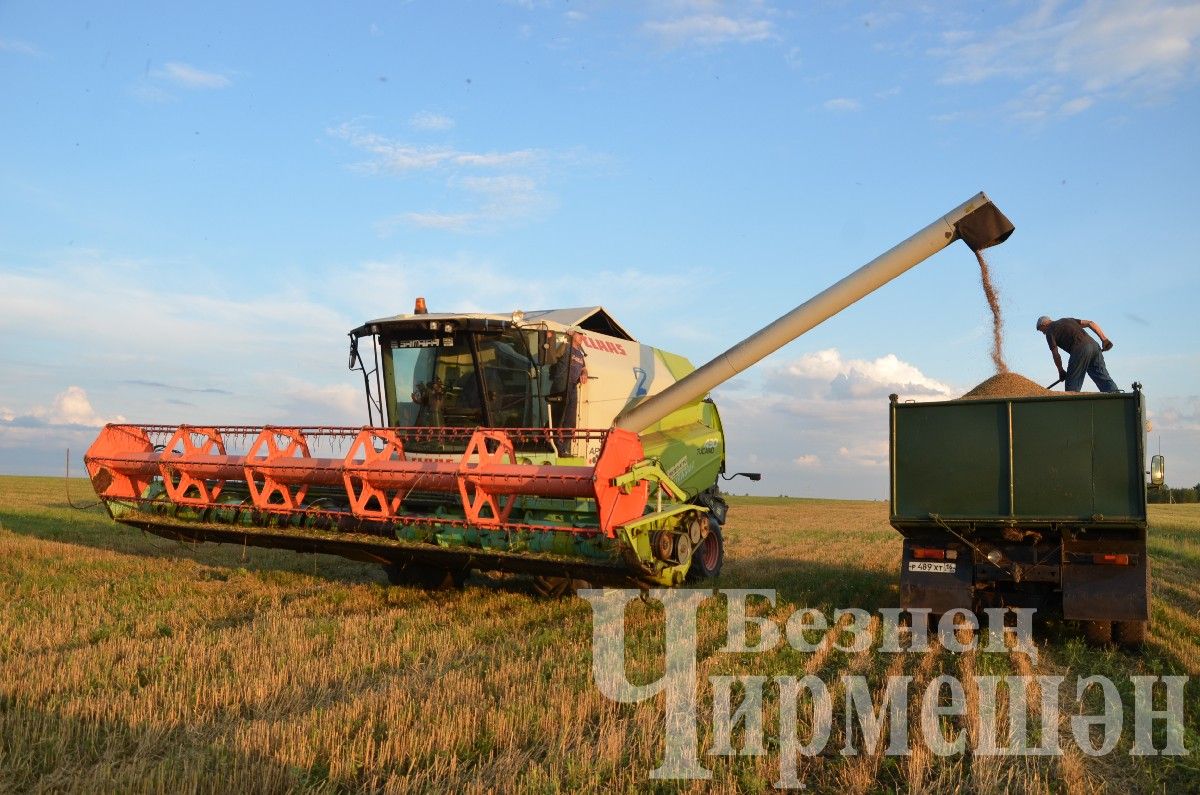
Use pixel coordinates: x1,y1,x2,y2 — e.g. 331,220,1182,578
0,475,1197,793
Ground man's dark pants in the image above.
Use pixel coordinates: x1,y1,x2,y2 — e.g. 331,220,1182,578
1066,338,1119,393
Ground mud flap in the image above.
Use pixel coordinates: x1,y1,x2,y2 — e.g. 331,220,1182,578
1061,537,1149,622
899,541,974,614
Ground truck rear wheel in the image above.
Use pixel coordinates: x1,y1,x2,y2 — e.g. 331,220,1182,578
1114,620,1147,648
686,519,724,582
1082,620,1113,646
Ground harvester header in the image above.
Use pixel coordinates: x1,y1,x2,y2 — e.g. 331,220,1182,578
85,193,1012,591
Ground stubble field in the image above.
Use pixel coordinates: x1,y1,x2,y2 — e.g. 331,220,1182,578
0,475,1196,793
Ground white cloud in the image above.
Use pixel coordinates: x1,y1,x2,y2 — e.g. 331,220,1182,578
409,111,455,131
0,386,129,475
156,62,232,89
714,348,957,497
933,0,1200,117
455,174,537,195
0,37,40,56
270,379,362,425
132,61,233,103
1151,396,1200,432
1059,95,1094,115
769,348,955,401
3,386,124,428
393,212,477,232
642,2,776,48
377,175,553,234
0,256,357,439
452,151,539,168
823,97,862,112
46,386,121,426
837,441,889,468
348,255,708,319
931,109,970,123
330,122,565,233
329,123,538,175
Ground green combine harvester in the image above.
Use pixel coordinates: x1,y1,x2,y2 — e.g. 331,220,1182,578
85,193,1014,592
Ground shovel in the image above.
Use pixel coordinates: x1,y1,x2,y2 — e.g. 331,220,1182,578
1045,377,1064,390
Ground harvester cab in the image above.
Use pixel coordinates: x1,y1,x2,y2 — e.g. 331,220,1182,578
347,306,723,475
352,312,555,437
85,192,1012,593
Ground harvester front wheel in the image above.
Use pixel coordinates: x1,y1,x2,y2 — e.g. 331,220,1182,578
384,563,466,591
685,518,724,582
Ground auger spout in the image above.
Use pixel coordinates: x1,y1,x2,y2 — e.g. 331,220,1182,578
613,192,1014,433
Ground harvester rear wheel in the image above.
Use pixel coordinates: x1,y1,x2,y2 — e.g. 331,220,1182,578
384,563,466,591
685,518,724,582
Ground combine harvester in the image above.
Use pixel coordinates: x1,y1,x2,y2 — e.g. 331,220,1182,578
85,193,1013,592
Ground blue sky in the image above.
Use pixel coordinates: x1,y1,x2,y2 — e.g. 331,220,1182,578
1,1,1198,497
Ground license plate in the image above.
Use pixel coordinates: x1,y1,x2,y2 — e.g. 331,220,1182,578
908,561,956,573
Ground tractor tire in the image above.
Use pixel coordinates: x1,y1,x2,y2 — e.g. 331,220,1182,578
685,518,724,582
1082,620,1113,646
384,563,466,591
531,576,593,597
1114,620,1148,648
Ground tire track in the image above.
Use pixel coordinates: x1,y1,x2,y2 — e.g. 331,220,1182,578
902,639,943,794
792,615,881,791
1009,636,1090,794
838,630,942,795
955,621,1003,792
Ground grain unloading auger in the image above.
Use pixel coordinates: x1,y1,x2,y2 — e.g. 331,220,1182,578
85,193,1012,591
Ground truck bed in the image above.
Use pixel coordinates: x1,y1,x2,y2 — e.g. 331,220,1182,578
889,389,1147,534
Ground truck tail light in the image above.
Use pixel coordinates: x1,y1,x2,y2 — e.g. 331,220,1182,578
1093,553,1131,566
913,547,946,560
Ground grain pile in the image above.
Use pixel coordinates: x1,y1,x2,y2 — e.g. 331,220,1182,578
961,371,1050,399
962,249,1062,399
975,249,1008,373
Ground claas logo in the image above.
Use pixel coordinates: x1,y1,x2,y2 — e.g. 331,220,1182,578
579,335,627,355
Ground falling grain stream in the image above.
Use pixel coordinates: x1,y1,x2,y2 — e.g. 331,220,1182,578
975,249,1008,374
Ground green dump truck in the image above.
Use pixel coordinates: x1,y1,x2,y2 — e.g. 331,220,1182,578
889,385,1164,646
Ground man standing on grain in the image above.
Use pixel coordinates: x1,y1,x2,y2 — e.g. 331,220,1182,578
1036,315,1120,393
